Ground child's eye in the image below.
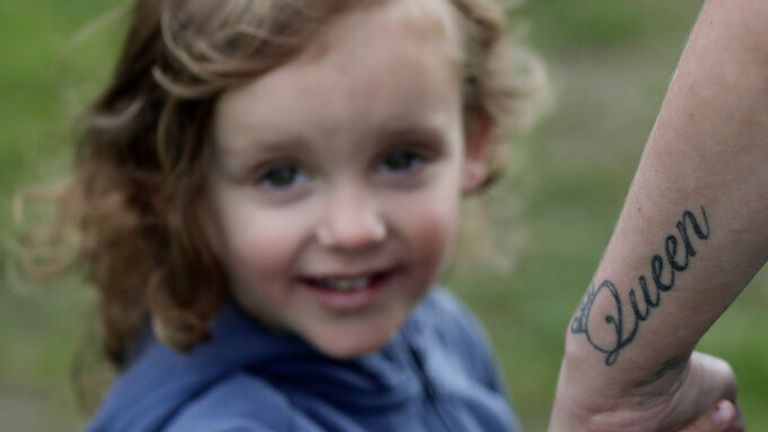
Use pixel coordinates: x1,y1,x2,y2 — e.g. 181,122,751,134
378,150,425,174
257,164,307,190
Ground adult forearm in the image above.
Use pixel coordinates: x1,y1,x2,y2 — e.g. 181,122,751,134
553,0,768,428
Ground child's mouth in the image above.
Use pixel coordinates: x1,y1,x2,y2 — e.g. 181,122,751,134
301,269,393,292
310,276,373,291
298,268,399,310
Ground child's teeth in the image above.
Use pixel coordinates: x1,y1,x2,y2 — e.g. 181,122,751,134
325,277,370,291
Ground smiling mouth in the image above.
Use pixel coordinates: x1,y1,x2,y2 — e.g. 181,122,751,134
300,269,397,293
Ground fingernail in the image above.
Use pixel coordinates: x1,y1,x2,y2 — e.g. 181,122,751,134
710,400,735,428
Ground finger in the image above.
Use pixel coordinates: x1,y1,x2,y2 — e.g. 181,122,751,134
690,352,738,402
723,403,745,432
679,400,736,432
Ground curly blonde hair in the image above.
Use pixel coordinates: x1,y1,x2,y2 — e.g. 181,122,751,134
21,0,548,367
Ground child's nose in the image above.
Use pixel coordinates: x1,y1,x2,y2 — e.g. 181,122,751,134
316,188,386,251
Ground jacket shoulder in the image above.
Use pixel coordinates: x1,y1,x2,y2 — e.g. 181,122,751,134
164,374,318,432
416,288,505,392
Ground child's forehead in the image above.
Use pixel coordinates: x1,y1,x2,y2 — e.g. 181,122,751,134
374,0,460,40
299,0,462,64
212,0,465,160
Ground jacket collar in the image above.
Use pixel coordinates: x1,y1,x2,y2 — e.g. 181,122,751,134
88,301,423,431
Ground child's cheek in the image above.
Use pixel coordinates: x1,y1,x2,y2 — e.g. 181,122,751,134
233,211,310,274
215,201,309,294
389,187,461,280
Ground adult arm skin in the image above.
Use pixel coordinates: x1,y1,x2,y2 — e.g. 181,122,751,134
549,0,768,430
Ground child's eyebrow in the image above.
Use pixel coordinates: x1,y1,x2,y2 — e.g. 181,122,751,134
376,122,446,146
214,134,311,171
374,112,453,142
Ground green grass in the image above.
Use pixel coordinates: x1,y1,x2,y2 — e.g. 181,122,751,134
2,1,767,431
0,1,124,429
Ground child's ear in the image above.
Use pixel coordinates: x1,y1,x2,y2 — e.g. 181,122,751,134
462,114,493,193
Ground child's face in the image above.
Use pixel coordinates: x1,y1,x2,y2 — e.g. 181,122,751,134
207,0,487,358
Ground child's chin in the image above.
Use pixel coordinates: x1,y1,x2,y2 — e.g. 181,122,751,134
309,327,397,360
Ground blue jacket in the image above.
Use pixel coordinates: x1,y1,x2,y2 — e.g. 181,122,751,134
87,289,521,431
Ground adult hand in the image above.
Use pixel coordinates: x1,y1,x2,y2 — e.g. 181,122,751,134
549,352,744,432
670,353,744,432
661,352,744,432
679,400,742,432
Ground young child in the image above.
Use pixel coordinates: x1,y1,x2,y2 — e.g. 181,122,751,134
56,0,546,430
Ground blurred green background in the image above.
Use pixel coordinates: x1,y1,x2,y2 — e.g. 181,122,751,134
1,1,766,430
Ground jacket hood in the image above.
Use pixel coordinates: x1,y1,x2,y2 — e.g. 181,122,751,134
87,302,421,432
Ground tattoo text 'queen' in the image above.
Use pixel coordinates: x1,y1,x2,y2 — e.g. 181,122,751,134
570,206,710,366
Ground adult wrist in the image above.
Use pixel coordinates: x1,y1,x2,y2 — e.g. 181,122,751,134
558,327,692,405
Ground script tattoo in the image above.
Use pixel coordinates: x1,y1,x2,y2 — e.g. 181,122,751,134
570,206,710,366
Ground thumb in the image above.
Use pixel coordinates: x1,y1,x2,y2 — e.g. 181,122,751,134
679,400,736,432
